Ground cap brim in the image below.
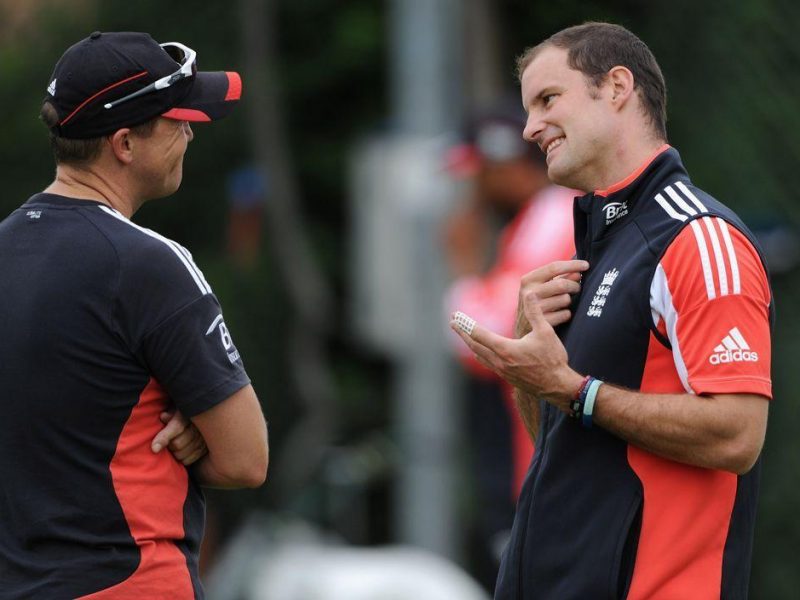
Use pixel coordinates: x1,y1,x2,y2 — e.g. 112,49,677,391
162,71,242,122
444,143,482,177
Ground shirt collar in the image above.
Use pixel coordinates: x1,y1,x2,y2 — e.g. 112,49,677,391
593,144,671,198
574,145,689,242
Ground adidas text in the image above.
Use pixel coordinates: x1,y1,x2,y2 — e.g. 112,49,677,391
709,349,758,365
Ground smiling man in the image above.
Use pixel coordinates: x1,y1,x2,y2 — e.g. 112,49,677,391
0,32,267,599
452,22,773,599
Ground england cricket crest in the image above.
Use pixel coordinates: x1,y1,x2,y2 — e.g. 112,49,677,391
587,268,620,318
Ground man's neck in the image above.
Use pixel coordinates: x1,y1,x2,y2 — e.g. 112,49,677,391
592,132,666,194
44,165,136,218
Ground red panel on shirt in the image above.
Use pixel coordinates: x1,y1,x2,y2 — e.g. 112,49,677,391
627,443,736,599
627,330,737,599
660,219,772,398
626,220,771,599
79,379,194,599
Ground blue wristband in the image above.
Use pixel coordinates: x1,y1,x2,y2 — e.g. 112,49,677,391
581,379,603,429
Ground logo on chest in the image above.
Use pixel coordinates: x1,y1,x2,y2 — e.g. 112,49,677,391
603,201,628,225
587,268,620,318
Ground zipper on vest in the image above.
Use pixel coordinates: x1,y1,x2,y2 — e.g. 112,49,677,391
513,200,594,598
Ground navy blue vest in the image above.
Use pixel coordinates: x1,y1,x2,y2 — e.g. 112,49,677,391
495,148,773,600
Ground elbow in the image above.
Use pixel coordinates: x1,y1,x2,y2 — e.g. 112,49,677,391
239,430,269,488
214,447,269,488
712,393,768,475
728,453,760,477
240,448,269,488
249,453,269,488
722,436,763,475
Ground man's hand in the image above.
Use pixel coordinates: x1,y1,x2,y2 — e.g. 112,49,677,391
452,290,585,412
453,265,770,473
151,410,208,466
516,260,589,332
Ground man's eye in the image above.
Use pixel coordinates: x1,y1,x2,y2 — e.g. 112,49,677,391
543,94,557,106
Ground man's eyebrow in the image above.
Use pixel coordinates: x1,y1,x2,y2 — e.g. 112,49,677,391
536,86,560,99
525,86,555,107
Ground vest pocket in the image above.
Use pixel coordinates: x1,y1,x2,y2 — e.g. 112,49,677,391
610,491,643,599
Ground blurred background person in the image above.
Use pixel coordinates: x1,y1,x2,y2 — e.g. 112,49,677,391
442,99,576,589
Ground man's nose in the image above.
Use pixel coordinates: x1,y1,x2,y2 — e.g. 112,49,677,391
522,114,544,146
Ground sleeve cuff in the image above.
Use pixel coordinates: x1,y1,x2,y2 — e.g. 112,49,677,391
690,376,772,400
179,371,252,417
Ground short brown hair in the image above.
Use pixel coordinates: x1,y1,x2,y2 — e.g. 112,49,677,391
516,22,667,140
40,102,158,165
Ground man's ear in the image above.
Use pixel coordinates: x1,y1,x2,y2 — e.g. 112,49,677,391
107,128,134,165
607,65,635,108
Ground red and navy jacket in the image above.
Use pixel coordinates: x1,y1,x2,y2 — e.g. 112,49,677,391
494,146,773,600
0,194,251,599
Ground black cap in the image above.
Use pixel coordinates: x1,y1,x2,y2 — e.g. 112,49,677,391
44,31,242,139
465,98,543,165
445,97,544,176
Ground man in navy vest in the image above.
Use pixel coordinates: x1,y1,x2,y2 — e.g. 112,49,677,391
453,22,772,599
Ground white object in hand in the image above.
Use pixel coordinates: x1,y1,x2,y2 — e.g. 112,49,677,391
453,311,476,336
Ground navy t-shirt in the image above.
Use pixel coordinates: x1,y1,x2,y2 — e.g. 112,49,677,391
0,193,251,599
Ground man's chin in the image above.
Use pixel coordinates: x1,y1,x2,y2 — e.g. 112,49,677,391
546,162,570,187
144,180,182,202
163,173,183,197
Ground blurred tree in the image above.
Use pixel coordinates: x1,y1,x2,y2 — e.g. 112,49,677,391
239,0,337,507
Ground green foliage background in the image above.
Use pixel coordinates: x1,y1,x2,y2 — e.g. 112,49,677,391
2,0,798,596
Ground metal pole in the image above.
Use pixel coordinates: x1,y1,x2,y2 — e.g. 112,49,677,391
389,0,463,559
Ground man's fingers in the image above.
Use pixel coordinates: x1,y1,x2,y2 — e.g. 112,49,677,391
451,314,512,355
167,429,194,452
536,293,573,315
452,311,476,336
151,421,182,453
521,260,589,286
172,436,207,464
151,411,189,453
450,315,515,373
545,309,572,328
452,325,500,367
521,292,551,330
556,271,584,282
522,276,580,302
178,446,208,466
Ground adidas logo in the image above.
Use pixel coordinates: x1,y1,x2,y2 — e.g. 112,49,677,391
709,327,758,365
47,78,57,96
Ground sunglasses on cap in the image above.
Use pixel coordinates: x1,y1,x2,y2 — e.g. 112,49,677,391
103,42,197,110
475,122,530,163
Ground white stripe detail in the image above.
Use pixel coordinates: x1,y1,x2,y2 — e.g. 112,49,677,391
650,263,693,393
665,185,698,216
729,327,750,349
717,219,741,294
714,344,726,352
722,336,738,350
702,217,728,296
675,181,708,212
689,219,716,300
175,243,212,293
98,206,211,295
655,193,687,221
206,314,224,335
